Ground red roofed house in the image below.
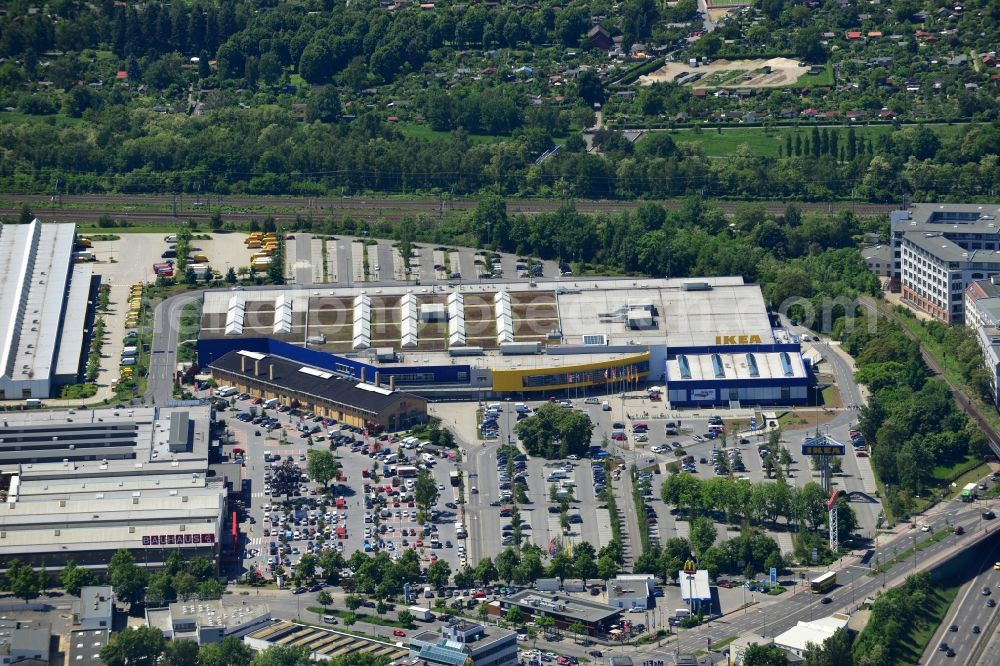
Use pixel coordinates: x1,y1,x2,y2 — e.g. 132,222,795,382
800,108,819,118
116,70,128,80
867,31,883,38
846,31,862,40
878,107,897,119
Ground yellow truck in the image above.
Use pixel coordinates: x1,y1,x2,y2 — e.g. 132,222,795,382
247,239,262,249
251,257,273,271
75,237,92,248
190,252,208,263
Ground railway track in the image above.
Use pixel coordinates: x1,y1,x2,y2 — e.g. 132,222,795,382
0,194,895,224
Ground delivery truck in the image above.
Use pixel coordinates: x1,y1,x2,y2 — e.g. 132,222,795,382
408,606,434,622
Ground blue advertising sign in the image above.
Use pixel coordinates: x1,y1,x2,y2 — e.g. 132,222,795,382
769,567,777,586
801,435,845,456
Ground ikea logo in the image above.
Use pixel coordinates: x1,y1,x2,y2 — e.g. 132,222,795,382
715,334,763,345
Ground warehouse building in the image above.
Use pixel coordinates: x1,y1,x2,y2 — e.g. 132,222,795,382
0,405,225,572
207,350,427,431
889,203,1000,323
0,220,94,400
197,277,809,408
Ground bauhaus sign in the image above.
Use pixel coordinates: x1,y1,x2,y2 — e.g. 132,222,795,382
714,334,763,345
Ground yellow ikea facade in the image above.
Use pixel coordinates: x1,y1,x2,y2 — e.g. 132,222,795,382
491,352,651,393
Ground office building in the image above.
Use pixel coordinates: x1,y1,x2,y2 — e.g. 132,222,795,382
965,277,1000,407
889,204,1000,323
146,600,271,644
408,620,517,666
0,405,225,572
0,220,94,399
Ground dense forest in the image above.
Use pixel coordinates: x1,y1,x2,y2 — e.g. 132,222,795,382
1,0,1000,200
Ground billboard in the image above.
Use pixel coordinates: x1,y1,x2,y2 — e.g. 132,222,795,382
690,388,716,401
802,435,845,456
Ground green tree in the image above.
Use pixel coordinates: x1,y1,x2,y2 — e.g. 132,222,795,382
414,470,440,521
475,557,498,585
173,572,197,600
397,610,414,627
100,626,166,666
803,627,853,666
6,560,41,604
597,555,619,581
305,85,341,123
306,449,341,489
568,621,587,644
163,639,199,666
250,644,313,666
344,594,362,611
317,590,333,610
197,635,254,666
506,606,524,625
60,560,96,597
744,643,790,665
427,560,452,589
689,516,717,558
535,615,555,636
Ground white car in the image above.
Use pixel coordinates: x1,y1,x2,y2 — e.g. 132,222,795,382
567,454,579,461
921,525,931,532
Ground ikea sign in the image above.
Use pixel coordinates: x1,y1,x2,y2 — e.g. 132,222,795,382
715,334,763,345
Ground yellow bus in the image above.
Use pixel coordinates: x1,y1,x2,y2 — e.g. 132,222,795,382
810,571,837,594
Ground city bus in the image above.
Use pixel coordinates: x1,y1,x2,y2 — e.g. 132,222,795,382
810,571,837,594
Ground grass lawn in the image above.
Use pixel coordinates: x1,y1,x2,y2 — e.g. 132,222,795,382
794,63,834,87
893,578,962,665
0,110,83,127
397,123,507,144
936,460,990,493
821,385,842,408
658,123,969,157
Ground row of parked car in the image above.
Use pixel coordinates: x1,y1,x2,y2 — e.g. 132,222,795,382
849,428,869,457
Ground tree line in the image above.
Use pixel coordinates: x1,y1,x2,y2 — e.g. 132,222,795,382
844,315,989,518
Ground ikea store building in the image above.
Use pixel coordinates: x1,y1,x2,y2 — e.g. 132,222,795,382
197,276,810,408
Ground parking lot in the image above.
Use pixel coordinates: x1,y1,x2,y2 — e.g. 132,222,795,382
283,234,563,286
436,387,881,572
214,392,468,581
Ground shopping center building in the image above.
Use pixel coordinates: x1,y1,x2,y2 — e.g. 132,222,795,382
197,277,809,408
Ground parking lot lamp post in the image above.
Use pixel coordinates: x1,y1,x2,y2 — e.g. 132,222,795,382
911,534,917,573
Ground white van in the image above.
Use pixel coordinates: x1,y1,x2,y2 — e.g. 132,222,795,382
120,357,136,366
514,402,528,413
264,398,279,409
23,398,42,409
215,386,237,398
601,401,611,411
487,402,502,412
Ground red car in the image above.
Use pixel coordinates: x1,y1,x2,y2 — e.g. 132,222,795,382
393,629,406,637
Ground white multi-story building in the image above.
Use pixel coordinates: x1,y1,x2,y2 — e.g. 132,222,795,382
965,277,1000,408
890,204,1000,323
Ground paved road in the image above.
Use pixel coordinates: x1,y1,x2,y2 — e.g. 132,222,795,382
923,537,1000,665
147,292,201,404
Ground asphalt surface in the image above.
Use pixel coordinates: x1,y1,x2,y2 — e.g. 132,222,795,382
147,292,201,405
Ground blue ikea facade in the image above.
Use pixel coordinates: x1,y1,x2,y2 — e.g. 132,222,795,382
664,342,811,407
197,338,472,387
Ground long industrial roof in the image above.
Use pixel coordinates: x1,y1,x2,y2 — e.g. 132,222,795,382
209,350,422,414
0,220,76,383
